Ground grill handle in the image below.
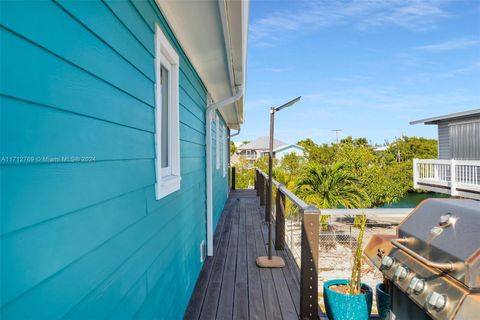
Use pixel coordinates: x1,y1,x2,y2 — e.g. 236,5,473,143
391,239,456,272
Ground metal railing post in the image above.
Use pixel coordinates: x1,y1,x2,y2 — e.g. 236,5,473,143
275,189,286,250
231,166,236,190
300,205,320,320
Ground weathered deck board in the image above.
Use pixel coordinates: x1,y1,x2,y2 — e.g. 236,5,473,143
257,204,298,320
198,200,236,320
185,190,300,320
183,198,230,319
245,199,266,320
233,197,248,319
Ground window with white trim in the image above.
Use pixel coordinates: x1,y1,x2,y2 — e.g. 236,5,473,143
216,114,220,169
154,24,181,200
223,126,227,177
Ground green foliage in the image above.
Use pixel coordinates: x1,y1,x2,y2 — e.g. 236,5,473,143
340,136,369,147
302,142,337,165
350,213,367,295
230,141,237,155
253,156,277,173
385,136,437,163
295,162,369,209
319,214,330,231
233,157,255,189
233,135,437,208
274,167,300,218
280,153,303,174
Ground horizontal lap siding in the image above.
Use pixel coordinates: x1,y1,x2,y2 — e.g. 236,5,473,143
213,114,229,231
0,0,213,319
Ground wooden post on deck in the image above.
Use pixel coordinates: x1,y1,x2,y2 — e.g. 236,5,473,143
259,174,265,206
231,167,236,190
255,170,259,195
275,190,285,250
300,205,320,320
265,178,270,221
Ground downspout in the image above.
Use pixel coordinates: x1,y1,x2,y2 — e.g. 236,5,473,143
206,87,243,256
230,127,241,137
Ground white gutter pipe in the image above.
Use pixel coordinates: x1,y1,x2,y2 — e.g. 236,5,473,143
206,87,243,256
230,127,241,137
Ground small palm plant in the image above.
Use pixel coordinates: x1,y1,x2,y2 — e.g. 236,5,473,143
349,213,367,294
323,212,372,319
295,162,368,209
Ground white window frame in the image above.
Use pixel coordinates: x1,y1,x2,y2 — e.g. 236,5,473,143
216,114,220,170
223,128,228,177
154,24,181,200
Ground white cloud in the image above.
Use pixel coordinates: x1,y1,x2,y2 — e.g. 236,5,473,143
263,67,292,73
301,85,479,114
415,38,480,51
250,0,451,46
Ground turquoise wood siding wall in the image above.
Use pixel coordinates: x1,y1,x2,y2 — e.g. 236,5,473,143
0,0,229,318
213,113,229,231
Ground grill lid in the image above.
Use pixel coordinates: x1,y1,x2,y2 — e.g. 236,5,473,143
398,198,480,290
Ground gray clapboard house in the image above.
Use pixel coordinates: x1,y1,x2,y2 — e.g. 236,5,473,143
411,109,480,199
236,136,288,161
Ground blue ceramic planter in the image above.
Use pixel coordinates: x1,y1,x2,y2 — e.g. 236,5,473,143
323,279,373,320
376,283,391,320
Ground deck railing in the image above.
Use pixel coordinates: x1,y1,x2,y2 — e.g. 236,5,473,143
413,159,480,199
254,168,320,320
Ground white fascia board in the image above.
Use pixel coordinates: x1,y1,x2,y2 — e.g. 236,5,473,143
155,0,248,129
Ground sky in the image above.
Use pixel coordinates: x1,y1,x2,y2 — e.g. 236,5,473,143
235,0,480,146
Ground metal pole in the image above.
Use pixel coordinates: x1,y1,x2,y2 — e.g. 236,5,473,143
256,96,300,269
268,107,275,259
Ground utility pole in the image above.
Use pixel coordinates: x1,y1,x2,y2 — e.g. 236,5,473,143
332,129,342,144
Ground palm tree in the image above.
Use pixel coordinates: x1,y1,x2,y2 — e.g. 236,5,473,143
295,162,368,209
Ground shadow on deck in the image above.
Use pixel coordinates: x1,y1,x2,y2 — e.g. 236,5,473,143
185,190,301,320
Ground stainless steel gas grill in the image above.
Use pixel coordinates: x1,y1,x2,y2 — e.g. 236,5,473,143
364,199,480,319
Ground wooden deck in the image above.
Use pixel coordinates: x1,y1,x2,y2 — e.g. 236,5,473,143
184,190,301,320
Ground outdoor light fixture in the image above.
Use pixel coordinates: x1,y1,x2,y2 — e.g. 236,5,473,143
256,96,301,268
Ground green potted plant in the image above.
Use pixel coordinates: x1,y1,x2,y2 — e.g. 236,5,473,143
323,214,373,320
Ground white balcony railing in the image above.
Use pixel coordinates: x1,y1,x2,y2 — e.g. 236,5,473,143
413,159,480,199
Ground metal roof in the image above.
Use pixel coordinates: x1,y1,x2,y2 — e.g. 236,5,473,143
237,136,288,150
410,109,480,125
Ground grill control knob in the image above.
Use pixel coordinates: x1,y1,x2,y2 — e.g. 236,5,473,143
427,292,447,311
381,256,394,269
408,277,425,294
439,213,452,227
394,265,409,280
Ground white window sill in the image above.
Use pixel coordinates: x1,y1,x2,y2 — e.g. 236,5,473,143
155,175,181,200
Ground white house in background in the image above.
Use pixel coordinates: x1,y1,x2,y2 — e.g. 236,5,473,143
236,136,287,161
236,136,304,163
273,144,305,160
374,145,389,152
410,109,480,199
